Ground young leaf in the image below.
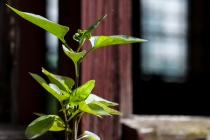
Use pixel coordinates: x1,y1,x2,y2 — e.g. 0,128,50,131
29,72,47,84
79,101,101,117
85,94,118,106
89,35,147,49
25,116,54,139
70,80,95,106
49,83,62,95
34,113,66,132
90,101,122,116
6,5,69,44
42,68,74,93
49,116,65,132
73,14,107,42
62,44,86,64
86,14,107,34
29,73,68,101
60,90,70,97
88,103,111,116
78,131,100,140
42,83,68,101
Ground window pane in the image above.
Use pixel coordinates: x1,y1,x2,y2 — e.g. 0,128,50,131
140,0,188,83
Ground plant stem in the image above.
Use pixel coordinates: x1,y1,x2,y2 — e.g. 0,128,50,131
65,115,69,140
71,62,80,140
76,38,85,52
71,113,78,140
63,41,74,52
61,102,69,140
79,48,95,63
74,62,79,88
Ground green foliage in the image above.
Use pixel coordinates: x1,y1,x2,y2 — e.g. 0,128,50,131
25,116,55,139
6,4,71,50
70,80,95,106
85,94,118,106
90,35,146,48
34,113,66,132
29,73,69,102
78,131,100,140
7,4,146,140
42,68,74,93
62,45,86,64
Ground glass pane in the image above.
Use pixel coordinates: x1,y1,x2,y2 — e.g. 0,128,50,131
46,0,59,71
140,0,188,83
45,0,58,114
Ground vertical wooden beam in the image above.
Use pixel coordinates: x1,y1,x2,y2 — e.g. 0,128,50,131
14,0,46,124
58,1,81,79
80,0,132,139
0,0,12,122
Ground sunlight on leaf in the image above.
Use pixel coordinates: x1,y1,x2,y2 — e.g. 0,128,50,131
33,113,66,132
91,101,122,116
78,131,101,140
29,73,68,101
6,4,69,44
90,35,147,49
85,94,118,106
25,116,54,139
79,101,101,117
70,80,95,106
42,68,74,93
62,44,86,64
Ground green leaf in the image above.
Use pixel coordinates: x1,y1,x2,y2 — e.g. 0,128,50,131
25,116,54,139
70,80,95,106
89,35,147,49
61,90,70,97
42,68,74,93
49,116,65,132
85,94,118,106
34,112,46,116
29,72,47,84
88,103,111,116
62,45,86,64
29,73,68,101
34,113,66,132
73,29,88,43
79,101,101,117
73,14,107,42
49,83,61,95
78,131,100,140
6,4,69,44
91,101,122,116
87,14,107,33
42,83,68,101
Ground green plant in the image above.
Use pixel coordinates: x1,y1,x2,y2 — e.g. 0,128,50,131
7,4,146,140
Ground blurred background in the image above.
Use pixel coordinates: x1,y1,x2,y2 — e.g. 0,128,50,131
132,0,210,116
1,0,210,139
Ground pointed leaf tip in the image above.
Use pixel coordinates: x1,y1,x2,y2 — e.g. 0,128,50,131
6,4,69,44
89,35,147,48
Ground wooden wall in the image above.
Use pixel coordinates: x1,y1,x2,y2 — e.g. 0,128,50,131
14,0,46,124
2,0,133,139
80,1,132,140
0,0,12,122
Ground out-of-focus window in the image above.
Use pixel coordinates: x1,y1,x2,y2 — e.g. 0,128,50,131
46,0,58,71
45,0,58,114
140,0,188,83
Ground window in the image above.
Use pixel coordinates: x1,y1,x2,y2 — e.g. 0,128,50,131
140,0,188,83
45,0,59,114
46,0,58,71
